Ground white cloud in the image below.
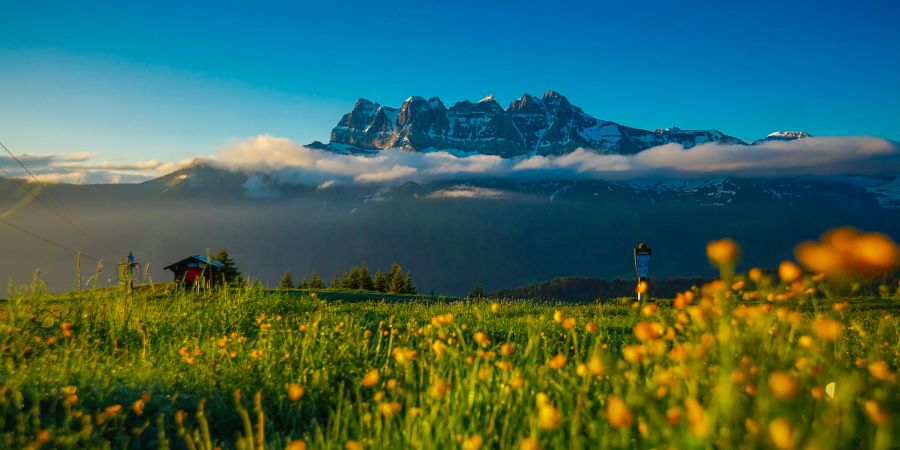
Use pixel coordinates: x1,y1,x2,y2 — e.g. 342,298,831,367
7,134,899,185
428,185,508,199
316,179,338,190
353,165,418,183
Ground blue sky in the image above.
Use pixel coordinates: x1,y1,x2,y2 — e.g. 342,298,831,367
1,0,898,168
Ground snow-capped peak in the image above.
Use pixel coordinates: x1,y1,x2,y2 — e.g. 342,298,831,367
479,94,497,103
767,131,810,139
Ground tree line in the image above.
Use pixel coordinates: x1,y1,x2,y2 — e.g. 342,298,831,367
279,262,416,294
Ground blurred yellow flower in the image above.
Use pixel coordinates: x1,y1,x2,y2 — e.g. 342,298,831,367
769,418,794,450
795,227,900,278
707,238,740,266
868,360,894,381
473,332,492,347
287,383,304,402
379,401,402,417
812,317,842,341
633,322,663,342
462,434,483,450
286,439,307,450
778,261,802,283
864,400,889,425
361,369,380,387
392,348,417,364
553,310,564,323
429,379,449,399
547,354,566,370
606,396,633,429
768,372,798,400
636,280,648,295
520,437,541,450
537,403,562,430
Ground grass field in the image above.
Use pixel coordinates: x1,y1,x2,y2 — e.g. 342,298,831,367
1,235,899,449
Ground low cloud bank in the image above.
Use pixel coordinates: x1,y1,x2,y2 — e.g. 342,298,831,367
205,135,900,185
6,135,899,185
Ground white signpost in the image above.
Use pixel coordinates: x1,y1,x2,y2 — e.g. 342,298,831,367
633,243,652,303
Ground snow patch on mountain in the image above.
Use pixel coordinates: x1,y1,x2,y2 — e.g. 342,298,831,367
866,177,900,209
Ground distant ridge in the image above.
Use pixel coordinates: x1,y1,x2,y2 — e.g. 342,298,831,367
324,92,808,157
489,276,713,302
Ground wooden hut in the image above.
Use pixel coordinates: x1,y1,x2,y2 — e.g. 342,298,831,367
163,255,225,287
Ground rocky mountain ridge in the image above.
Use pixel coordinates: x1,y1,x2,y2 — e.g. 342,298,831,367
326,91,802,157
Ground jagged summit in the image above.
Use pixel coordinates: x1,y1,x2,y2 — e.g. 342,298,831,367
328,92,749,157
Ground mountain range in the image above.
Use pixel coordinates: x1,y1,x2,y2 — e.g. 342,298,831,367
317,91,789,156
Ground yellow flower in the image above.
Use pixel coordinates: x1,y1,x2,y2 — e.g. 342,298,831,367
537,404,562,430
587,356,605,377
622,345,645,363
769,418,795,450
431,340,448,358
547,354,566,370
778,261,802,283
553,309,564,323
520,437,541,450
490,302,500,313
500,342,516,356
666,406,682,425
707,238,740,266
462,434,483,450
812,317,842,341
392,348,417,364
864,400,890,425
429,379,449,399
473,332,491,347
768,372,798,400
606,396,633,429
345,440,364,450
361,369,380,387
748,267,763,281
562,317,576,329
286,439,307,450
585,322,598,333
685,398,709,437
633,322,663,341
287,383,304,402
868,360,894,381
379,401,402,417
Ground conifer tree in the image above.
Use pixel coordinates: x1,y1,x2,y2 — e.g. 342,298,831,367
388,263,404,293
212,249,241,284
403,271,416,294
331,273,339,288
373,270,387,292
359,263,374,291
278,272,295,289
309,272,325,289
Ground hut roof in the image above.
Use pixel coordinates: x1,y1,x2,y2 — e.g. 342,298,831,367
163,255,225,271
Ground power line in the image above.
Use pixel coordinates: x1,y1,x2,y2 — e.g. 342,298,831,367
0,217,100,261
0,140,121,258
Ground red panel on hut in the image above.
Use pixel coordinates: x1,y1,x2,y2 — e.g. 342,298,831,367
184,267,202,282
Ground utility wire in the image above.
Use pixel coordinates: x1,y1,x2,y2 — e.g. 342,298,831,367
0,140,121,258
0,217,100,261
